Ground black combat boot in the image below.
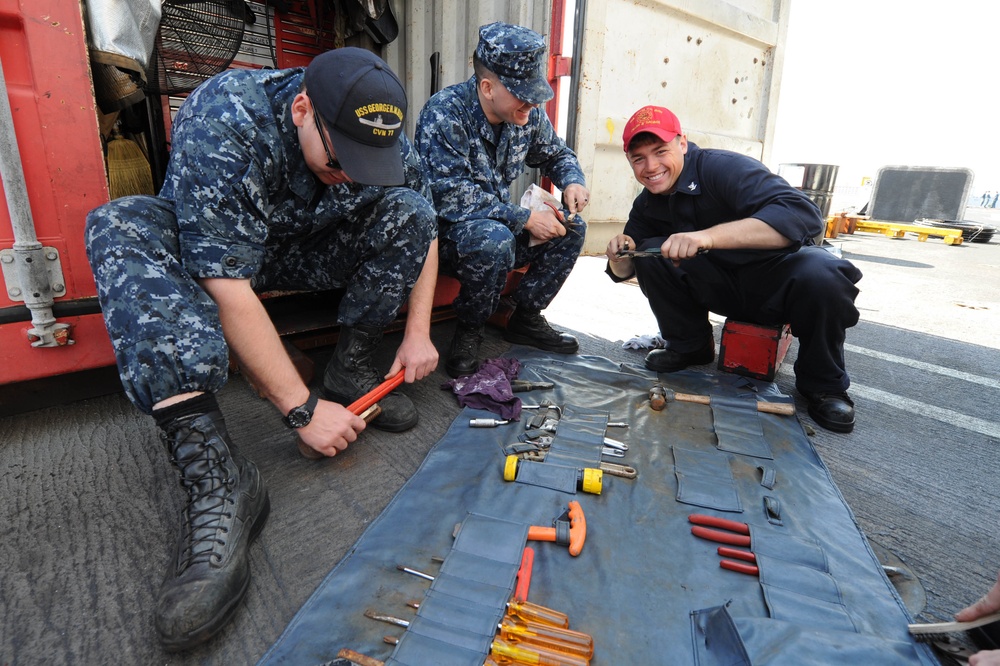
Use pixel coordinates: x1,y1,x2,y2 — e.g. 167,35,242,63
322,324,418,432
644,337,716,373
155,405,270,651
446,323,484,378
503,308,579,354
802,391,856,433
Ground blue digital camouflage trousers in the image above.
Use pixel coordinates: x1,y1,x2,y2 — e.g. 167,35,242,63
438,215,586,327
85,189,435,413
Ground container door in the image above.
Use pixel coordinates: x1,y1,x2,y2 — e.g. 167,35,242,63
0,0,116,386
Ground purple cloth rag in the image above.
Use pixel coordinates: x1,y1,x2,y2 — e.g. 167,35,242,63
441,357,523,420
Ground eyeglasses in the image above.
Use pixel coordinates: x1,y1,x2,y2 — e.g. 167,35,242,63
311,105,342,171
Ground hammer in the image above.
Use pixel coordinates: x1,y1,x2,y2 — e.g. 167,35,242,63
652,385,795,416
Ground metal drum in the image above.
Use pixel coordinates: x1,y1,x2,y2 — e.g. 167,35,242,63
778,163,839,243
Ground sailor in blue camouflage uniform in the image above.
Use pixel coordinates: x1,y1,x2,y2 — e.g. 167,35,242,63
84,48,438,651
416,21,590,378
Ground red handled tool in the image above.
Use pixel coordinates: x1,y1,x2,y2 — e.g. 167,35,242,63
295,371,402,459
717,546,759,576
688,514,751,547
689,515,760,576
347,369,405,415
514,547,534,602
718,546,756,563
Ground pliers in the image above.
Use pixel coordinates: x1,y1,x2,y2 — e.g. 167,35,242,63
615,248,709,259
688,514,759,576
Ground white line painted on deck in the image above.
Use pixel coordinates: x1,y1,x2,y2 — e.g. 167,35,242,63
848,384,1000,440
778,347,1000,439
844,343,1000,390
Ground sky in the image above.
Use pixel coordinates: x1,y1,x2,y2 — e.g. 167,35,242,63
769,2,1000,194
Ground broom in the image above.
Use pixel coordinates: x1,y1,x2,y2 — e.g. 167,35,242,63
107,129,155,199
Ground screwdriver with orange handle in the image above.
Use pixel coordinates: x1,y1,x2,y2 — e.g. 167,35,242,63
371,612,588,665
409,596,571,632
382,637,576,666
498,615,594,659
490,637,590,666
506,598,571,629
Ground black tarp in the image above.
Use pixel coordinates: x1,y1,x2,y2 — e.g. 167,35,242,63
259,351,938,665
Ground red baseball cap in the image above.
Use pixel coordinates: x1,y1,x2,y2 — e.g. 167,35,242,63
622,105,682,152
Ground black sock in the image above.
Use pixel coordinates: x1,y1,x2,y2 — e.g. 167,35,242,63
153,393,220,430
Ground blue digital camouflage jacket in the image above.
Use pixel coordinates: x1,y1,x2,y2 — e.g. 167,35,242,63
415,77,585,235
160,67,430,281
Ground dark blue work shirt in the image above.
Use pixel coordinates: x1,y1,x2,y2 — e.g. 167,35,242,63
623,143,824,268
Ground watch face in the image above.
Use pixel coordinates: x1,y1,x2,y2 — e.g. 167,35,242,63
284,394,317,429
285,406,312,429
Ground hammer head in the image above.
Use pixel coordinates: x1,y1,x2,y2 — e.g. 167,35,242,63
649,384,670,410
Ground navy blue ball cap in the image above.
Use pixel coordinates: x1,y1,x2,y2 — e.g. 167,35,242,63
475,22,553,105
304,47,407,186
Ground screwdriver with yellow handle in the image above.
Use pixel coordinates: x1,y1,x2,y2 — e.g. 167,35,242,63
491,637,590,666
407,597,577,640
372,611,589,665
382,636,540,666
506,598,570,629
498,615,594,659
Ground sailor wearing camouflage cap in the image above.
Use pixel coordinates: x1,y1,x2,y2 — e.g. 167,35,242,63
416,21,591,378
474,20,555,106
84,47,439,651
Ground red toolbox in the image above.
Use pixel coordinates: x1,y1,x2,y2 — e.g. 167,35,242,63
717,319,793,382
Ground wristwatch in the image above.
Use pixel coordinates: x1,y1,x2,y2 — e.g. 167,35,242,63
283,393,318,429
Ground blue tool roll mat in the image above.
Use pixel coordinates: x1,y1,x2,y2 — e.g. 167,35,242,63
259,351,937,665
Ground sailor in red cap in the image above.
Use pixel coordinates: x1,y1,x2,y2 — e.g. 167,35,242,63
606,105,863,433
